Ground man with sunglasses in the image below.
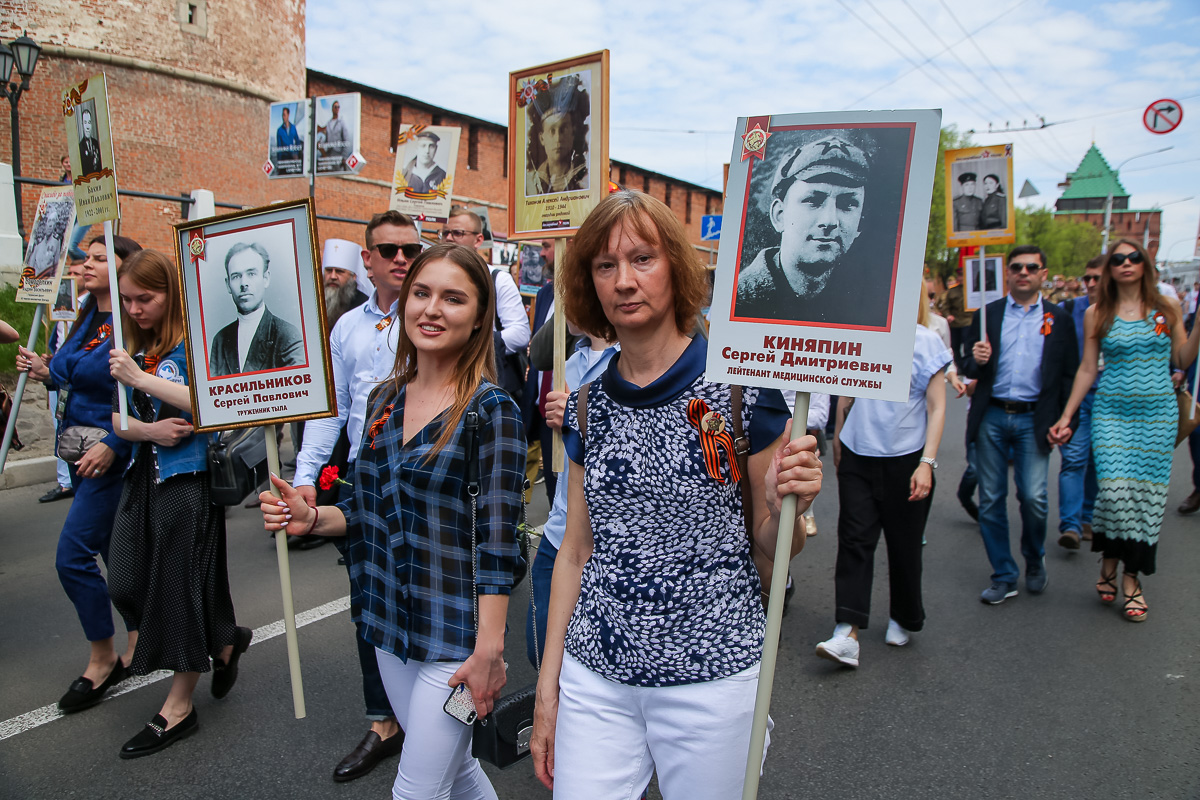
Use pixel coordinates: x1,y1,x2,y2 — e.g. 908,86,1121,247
1055,255,1104,549
293,210,423,782
963,245,1079,604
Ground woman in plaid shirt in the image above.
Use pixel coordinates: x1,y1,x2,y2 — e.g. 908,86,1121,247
262,244,526,799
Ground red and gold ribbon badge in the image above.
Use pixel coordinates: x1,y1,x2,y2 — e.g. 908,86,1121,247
188,230,206,267
1041,312,1054,336
367,403,394,449
686,398,742,484
1154,313,1169,336
740,116,772,162
84,323,112,352
375,315,393,332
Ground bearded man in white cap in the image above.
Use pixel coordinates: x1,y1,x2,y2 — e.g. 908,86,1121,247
322,237,371,329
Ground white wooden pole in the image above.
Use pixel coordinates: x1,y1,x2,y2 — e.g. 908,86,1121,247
265,430,306,718
551,237,568,472
0,305,45,474
979,245,987,343
104,220,129,430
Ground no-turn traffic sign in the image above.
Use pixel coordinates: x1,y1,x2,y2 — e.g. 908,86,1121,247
1144,99,1183,134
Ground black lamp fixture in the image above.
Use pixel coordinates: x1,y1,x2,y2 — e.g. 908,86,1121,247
1,31,42,242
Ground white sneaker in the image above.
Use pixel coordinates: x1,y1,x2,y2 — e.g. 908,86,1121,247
885,619,911,647
815,634,859,667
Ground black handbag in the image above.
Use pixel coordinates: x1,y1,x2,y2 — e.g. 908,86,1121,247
461,401,538,769
208,426,269,506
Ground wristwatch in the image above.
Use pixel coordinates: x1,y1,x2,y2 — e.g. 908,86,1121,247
920,457,938,469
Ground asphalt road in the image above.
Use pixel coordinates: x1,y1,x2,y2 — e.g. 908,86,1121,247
1,395,1198,799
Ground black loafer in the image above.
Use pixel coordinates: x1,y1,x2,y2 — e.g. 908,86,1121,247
58,659,128,714
211,626,253,699
290,533,328,551
119,709,199,759
39,485,75,503
332,729,405,782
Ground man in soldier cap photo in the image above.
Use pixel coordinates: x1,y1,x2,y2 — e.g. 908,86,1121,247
953,171,983,232
401,130,448,194
735,133,891,327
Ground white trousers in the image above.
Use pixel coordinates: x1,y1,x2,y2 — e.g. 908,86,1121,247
374,649,498,800
553,652,770,799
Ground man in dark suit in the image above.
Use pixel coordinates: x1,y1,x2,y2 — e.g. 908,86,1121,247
209,242,304,376
79,108,103,176
963,245,1078,604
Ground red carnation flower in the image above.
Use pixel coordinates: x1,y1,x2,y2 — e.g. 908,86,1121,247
319,465,350,491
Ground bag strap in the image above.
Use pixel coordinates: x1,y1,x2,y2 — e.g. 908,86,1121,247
731,386,752,539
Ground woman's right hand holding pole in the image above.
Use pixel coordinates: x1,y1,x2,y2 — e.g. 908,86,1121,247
260,473,314,535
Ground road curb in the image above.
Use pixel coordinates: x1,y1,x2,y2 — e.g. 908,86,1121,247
0,456,57,491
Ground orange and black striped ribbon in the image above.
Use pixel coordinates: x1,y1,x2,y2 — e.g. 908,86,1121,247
83,323,112,351
368,403,394,449
686,398,742,484
141,354,161,375
1040,312,1054,337
1154,314,1169,336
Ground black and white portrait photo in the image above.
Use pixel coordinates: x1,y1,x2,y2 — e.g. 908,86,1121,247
24,195,74,277
733,127,912,329
51,278,79,322
950,155,1009,233
524,72,592,197
75,99,103,177
401,130,449,194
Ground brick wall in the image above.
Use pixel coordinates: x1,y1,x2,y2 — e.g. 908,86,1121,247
1059,210,1162,261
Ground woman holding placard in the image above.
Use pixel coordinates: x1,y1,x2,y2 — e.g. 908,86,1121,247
529,191,822,798
1049,240,1200,623
260,243,526,799
817,290,951,668
15,234,141,714
103,249,251,758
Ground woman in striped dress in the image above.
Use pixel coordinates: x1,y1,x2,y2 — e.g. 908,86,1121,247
1050,240,1200,622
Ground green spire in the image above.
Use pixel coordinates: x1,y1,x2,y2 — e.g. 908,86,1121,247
1060,144,1129,200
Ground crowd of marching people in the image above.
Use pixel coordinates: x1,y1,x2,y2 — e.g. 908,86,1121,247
8,187,1200,798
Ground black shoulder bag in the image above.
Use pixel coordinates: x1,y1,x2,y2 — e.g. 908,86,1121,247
462,399,537,769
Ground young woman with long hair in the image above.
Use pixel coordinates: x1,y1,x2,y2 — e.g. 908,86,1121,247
529,191,822,798
261,243,526,799
1050,240,1200,622
103,249,251,758
15,234,142,713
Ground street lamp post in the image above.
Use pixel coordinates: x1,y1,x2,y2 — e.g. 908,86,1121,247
1102,146,1173,253
0,32,43,244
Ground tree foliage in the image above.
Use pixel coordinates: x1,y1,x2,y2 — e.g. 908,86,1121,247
925,126,974,280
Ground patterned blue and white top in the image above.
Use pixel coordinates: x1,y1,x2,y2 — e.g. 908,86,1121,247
562,336,790,687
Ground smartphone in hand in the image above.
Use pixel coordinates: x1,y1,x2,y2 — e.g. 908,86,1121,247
443,683,477,725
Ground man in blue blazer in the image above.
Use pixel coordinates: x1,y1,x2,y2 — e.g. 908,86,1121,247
963,245,1079,604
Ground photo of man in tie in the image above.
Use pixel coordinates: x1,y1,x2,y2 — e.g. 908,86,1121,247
208,241,305,377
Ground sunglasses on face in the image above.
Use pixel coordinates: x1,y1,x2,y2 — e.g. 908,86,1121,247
371,242,423,260
1008,261,1042,274
1109,251,1145,266
1081,274,1101,283
439,228,480,242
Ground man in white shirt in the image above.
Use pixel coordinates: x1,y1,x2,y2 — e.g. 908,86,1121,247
293,210,422,783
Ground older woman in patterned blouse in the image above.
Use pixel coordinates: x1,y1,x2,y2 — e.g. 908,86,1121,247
530,191,823,798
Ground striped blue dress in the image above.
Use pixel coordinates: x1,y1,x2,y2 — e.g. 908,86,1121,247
1090,313,1177,574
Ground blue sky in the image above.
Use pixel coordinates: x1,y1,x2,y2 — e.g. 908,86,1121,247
307,0,1200,262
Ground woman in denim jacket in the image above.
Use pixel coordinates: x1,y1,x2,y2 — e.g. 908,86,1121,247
105,250,251,759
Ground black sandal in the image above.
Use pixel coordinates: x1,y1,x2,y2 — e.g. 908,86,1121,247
1122,574,1148,622
1096,566,1118,605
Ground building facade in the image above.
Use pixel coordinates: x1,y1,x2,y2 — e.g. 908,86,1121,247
1055,144,1162,260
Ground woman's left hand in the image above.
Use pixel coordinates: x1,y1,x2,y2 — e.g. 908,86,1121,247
766,419,823,518
909,462,933,502
448,646,507,719
108,348,144,388
75,441,115,479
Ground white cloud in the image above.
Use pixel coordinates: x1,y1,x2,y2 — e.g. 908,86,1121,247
1098,0,1172,25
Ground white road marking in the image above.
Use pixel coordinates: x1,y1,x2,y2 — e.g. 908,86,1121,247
0,595,351,742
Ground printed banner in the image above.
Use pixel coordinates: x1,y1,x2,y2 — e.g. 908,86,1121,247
963,255,1006,311
944,145,1016,248
313,93,361,176
267,100,310,178
15,186,77,305
390,124,461,222
61,74,119,225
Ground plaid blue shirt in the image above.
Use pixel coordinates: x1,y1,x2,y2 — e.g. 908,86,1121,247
338,381,527,663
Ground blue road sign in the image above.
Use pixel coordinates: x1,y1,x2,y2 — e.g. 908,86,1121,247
701,215,723,241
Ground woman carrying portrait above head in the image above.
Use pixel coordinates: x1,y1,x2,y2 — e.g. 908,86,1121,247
529,191,823,798
1049,240,1200,623
15,234,142,714
103,249,252,759
261,243,526,799
525,75,591,196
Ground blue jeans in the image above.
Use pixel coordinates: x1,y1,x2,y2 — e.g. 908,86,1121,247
526,535,557,668
975,406,1050,585
58,465,126,641
1058,390,1097,532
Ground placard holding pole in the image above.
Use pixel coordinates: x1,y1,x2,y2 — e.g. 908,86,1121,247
703,109,942,797
552,238,568,472
173,198,335,718
0,305,45,474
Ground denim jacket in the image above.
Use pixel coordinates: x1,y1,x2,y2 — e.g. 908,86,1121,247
122,340,210,482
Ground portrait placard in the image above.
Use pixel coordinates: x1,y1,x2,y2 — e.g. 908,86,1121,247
313,93,361,176
50,278,79,322
268,100,310,178
944,145,1016,247
390,124,461,222
507,51,609,240
174,199,336,432
61,74,119,225
15,186,77,304
963,255,1006,311
706,109,942,402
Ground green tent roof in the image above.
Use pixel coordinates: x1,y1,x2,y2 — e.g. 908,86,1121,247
1060,144,1129,200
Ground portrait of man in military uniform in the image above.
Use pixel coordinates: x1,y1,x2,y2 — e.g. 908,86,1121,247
401,130,449,194
952,171,983,232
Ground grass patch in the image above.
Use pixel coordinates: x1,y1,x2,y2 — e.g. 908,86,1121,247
1,285,50,380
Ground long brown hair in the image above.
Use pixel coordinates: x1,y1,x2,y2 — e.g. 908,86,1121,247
66,234,143,345
1092,239,1178,341
116,249,186,359
379,243,498,456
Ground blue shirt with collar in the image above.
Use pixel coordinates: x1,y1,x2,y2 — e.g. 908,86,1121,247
993,293,1045,403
